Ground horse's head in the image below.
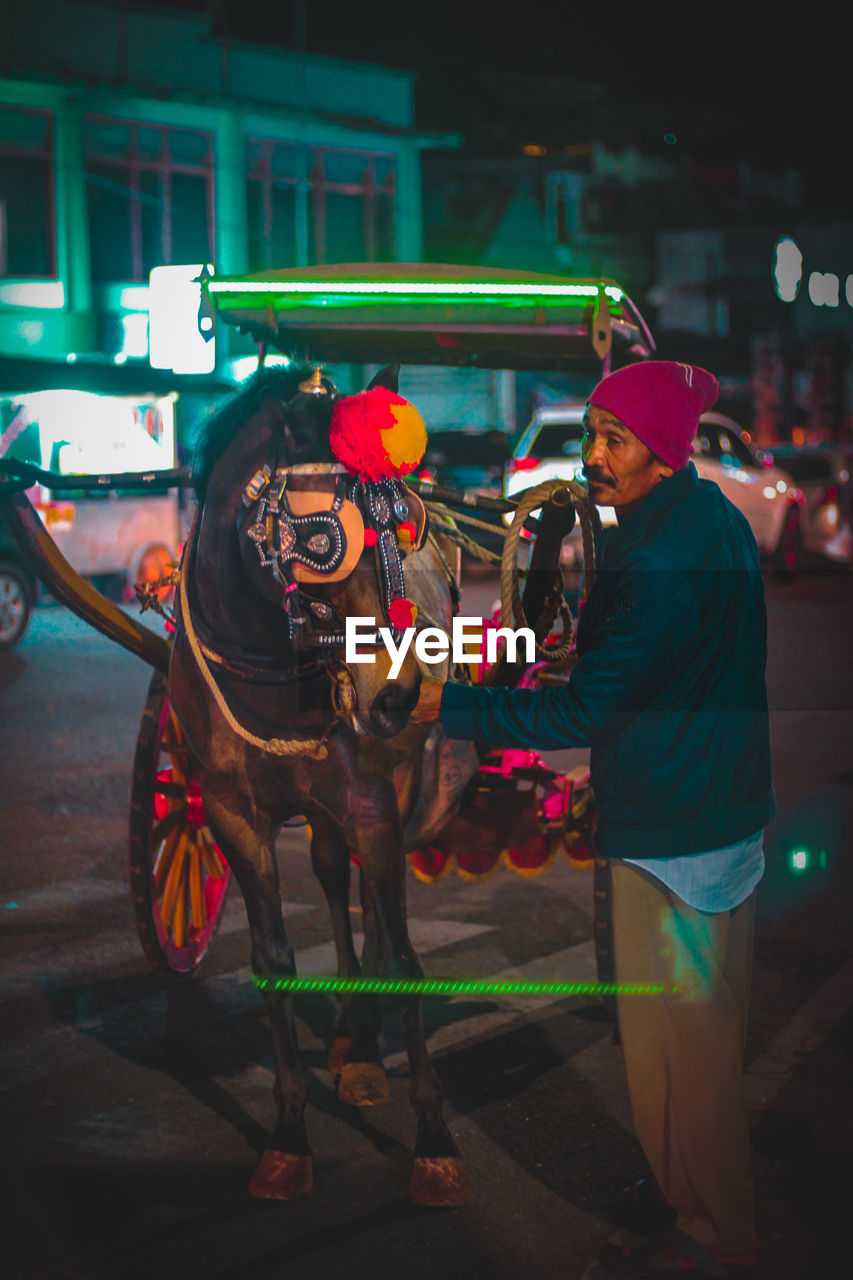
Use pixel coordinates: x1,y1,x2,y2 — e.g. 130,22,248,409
224,364,436,739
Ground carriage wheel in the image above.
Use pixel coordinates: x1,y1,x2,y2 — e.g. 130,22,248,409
129,670,232,978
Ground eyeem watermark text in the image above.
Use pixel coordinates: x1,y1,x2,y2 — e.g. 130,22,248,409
346,616,535,678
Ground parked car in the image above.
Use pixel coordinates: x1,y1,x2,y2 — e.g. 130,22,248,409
0,516,37,650
758,443,852,567
418,427,512,495
503,403,615,547
693,413,807,576
503,402,807,576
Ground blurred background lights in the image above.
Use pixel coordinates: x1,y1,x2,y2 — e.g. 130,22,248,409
120,311,149,360
118,285,150,311
790,848,809,871
808,271,840,307
772,236,803,302
664,133,677,145
228,353,291,382
0,281,65,308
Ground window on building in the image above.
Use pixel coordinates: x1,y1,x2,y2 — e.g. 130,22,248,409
545,171,587,249
84,117,214,283
247,139,394,270
0,105,55,277
246,139,302,272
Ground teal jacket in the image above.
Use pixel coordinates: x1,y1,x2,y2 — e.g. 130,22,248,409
441,463,775,859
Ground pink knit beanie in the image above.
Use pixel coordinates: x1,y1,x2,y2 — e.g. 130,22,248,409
587,361,719,470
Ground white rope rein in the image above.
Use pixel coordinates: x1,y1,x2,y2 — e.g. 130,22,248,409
177,527,331,760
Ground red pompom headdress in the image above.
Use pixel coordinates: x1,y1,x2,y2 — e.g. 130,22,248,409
329,385,427,482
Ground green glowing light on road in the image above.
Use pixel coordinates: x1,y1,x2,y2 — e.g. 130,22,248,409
252,975,668,997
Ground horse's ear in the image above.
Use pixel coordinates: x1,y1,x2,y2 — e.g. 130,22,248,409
367,364,400,393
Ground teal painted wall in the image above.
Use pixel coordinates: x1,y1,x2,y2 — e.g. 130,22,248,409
0,0,442,378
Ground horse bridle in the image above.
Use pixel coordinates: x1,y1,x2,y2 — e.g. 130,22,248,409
239,461,427,651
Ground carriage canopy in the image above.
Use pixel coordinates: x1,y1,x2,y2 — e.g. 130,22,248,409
200,261,655,371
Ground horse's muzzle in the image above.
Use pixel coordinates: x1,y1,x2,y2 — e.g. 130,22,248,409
368,673,422,738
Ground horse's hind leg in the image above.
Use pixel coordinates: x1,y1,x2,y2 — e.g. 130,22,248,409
309,817,387,1103
203,790,312,1200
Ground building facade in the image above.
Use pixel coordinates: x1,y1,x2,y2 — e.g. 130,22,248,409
0,0,449,392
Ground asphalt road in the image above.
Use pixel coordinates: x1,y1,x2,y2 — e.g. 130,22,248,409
1,567,851,1280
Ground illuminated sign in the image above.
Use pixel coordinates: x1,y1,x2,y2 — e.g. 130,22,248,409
149,264,215,375
0,390,176,475
773,235,851,309
772,236,803,302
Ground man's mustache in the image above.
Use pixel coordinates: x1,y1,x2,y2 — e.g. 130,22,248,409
583,466,617,488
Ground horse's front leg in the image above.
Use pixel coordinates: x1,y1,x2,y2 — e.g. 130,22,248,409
309,816,387,1101
344,790,471,1206
203,786,312,1201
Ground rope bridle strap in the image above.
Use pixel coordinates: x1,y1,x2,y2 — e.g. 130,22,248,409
500,479,600,665
177,522,331,760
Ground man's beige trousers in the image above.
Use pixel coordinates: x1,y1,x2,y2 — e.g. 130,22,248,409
611,860,759,1254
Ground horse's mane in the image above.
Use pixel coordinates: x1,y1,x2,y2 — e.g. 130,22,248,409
191,365,318,501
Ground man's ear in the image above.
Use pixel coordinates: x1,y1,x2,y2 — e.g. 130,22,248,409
657,461,674,480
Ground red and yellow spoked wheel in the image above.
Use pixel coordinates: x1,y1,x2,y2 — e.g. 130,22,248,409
129,671,232,978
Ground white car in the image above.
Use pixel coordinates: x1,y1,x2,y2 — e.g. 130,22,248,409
503,404,615,558
693,414,805,575
759,443,852,567
504,403,807,576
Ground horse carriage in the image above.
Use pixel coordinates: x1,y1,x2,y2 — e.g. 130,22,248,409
0,262,654,1207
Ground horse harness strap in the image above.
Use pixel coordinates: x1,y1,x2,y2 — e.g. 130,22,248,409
178,516,331,760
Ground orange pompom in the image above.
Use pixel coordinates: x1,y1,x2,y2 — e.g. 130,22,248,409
329,386,427,481
397,520,417,545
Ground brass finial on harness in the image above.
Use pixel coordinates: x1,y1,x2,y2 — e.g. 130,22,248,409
299,366,327,395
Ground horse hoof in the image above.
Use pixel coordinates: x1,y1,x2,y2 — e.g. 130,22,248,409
338,1061,389,1106
326,1035,354,1073
409,1156,472,1207
248,1151,313,1201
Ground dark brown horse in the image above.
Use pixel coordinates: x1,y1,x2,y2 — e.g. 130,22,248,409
169,364,478,1205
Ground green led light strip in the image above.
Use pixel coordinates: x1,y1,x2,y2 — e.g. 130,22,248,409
207,280,624,302
252,975,668,996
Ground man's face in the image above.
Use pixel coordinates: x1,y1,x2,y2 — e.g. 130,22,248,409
581,404,673,514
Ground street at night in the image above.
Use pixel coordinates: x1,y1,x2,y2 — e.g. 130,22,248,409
2,2,852,1277
1,565,851,1280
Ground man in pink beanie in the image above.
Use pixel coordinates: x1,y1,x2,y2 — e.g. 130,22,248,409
415,359,772,1277
587,358,718,470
